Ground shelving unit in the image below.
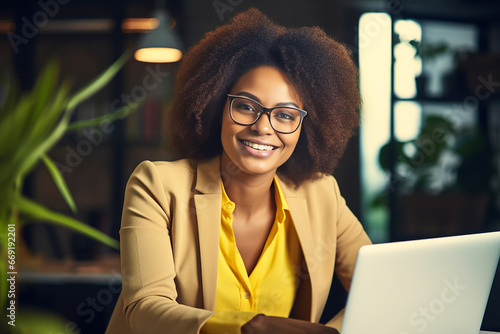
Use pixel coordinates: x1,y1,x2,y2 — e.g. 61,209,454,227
386,3,500,241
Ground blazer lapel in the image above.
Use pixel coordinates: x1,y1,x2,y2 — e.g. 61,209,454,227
278,177,318,322
194,156,222,310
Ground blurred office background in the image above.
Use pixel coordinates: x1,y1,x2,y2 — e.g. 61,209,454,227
1,0,499,332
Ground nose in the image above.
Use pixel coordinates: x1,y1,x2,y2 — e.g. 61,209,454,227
250,112,274,135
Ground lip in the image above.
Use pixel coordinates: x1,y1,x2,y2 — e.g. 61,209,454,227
239,139,280,158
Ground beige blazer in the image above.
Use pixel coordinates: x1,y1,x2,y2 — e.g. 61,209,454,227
106,156,371,334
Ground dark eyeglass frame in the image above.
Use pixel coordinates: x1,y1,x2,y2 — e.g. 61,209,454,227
227,94,307,134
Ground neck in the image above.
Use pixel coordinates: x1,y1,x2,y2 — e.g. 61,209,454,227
220,154,276,220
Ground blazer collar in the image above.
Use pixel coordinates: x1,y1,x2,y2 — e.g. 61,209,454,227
277,175,318,322
195,156,222,195
195,156,222,310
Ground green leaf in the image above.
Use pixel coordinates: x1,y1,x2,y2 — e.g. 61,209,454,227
67,101,141,132
14,195,119,250
413,173,432,191
378,140,408,171
370,192,388,208
29,62,60,125
0,92,32,158
66,50,131,113
0,80,71,189
41,154,77,214
26,79,71,142
11,103,71,184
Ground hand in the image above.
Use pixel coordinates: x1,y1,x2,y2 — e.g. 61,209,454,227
241,314,340,334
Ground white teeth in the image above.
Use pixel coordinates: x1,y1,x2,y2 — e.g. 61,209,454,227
243,140,275,151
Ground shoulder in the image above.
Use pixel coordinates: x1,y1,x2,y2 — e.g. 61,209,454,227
279,173,341,199
278,173,347,218
151,159,198,176
128,158,199,191
132,159,197,178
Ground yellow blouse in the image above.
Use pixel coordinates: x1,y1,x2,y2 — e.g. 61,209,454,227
201,177,303,334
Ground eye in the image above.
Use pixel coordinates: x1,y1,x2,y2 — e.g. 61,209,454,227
233,98,260,114
273,109,297,122
236,102,256,112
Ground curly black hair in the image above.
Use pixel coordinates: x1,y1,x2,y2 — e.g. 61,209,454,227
166,8,360,187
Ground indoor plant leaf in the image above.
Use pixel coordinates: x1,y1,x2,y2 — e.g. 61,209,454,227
41,154,77,215
378,140,409,172
12,51,131,183
12,99,72,185
66,50,130,113
13,195,119,250
67,101,141,132
1,80,71,188
28,62,60,129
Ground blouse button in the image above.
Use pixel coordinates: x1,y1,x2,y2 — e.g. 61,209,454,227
244,292,250,299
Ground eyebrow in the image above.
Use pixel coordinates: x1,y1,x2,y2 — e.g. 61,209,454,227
234,91,300,109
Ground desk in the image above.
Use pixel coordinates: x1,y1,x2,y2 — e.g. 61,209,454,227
18,266,500,334
18,259,121,333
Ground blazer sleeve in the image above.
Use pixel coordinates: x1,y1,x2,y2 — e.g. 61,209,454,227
326,177,372,329
119,161,213,334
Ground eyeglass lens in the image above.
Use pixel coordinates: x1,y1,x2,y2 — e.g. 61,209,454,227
230,97,302,133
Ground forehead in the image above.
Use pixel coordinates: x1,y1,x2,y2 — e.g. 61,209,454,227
229,66,302,107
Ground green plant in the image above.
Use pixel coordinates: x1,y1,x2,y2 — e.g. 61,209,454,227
0,51,139,322
378,116,456,193
374,115,494,207
409,40,449,61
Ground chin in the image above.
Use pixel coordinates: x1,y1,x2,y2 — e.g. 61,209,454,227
236,157,282,176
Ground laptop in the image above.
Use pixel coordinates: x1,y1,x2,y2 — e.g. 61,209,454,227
341,231,500,334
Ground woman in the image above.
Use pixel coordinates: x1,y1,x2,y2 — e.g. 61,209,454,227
106,8,371,334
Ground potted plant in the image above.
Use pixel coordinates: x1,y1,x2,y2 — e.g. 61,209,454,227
0,51,139,333
375,114,493,238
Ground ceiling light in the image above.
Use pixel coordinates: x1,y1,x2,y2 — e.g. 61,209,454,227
134,9,183,63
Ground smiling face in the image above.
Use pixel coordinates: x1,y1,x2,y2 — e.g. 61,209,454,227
221,66,303,178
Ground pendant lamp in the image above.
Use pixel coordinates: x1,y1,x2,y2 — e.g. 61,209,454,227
134,7,183,63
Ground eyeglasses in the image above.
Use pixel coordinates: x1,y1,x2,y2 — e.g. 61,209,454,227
227,94,307,134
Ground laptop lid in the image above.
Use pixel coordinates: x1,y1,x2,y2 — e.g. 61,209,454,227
341,232,500,334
